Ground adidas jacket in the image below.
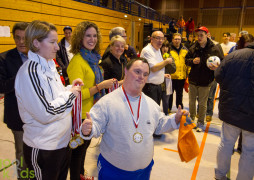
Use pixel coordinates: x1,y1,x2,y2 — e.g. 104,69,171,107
15,51,76,150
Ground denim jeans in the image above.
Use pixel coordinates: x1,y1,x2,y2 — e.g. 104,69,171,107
206,80,217,116
215,122,254,180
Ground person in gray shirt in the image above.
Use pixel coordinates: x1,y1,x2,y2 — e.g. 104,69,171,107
80,58,188,180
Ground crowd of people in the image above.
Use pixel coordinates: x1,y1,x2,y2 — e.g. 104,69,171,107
0,18,253,180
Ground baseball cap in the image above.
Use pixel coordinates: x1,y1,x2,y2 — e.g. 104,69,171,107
195,26,209,33
63,26,72,32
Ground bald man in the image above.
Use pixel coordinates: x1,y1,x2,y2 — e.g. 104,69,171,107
140,31,173,105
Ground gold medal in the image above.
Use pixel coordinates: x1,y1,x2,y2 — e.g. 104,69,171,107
75,134,84,146
133,132,143,143
69,137,78,149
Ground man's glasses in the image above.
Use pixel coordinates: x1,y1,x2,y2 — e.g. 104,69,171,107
14,36,25,41
153,36,164,41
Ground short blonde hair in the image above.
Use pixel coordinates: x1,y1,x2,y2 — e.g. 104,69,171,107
71,21,101,55
172,33,182,39
25,20,57,52
109,35,126,47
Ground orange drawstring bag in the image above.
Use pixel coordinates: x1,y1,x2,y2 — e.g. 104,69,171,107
177,115,200,162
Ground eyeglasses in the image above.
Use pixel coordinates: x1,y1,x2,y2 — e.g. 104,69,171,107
14,36,25,41
153,36,164,41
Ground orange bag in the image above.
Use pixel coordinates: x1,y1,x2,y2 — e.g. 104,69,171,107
177,115,200,162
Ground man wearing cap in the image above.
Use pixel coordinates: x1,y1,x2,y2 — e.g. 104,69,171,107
185,26,223,132
56,26,73,85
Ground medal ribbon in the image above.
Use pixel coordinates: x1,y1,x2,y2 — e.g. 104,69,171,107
108,79,119,93
72,84,82,137
122,86,141,128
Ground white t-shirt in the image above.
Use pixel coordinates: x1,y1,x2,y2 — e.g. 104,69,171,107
140,43,164,85
220,42,236,54
65,40,74,62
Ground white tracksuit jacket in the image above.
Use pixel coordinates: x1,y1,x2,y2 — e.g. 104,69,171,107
15,50,76,150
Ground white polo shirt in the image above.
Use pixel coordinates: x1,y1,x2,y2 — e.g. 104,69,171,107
140,43,164,85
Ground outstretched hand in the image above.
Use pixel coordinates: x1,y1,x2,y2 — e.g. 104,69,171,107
175,105,189,124
81,112,93,136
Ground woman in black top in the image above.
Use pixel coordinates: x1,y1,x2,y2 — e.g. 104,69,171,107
100,35,127,86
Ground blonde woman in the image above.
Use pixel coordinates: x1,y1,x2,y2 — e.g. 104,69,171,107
15,20,82,180
100,35,127,86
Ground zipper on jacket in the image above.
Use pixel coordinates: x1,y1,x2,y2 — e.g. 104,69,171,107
47,77,54,99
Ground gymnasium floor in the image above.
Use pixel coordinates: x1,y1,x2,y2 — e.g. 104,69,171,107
0,91,241,180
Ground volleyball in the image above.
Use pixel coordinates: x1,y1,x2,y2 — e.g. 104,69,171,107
207,56,220,68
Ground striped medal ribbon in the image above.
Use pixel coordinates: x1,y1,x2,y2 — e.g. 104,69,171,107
69,85,84,149
108,79,119,93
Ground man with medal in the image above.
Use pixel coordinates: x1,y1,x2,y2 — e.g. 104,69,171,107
80,58,188,180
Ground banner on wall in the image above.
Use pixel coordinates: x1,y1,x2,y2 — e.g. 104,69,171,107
0,26,11,37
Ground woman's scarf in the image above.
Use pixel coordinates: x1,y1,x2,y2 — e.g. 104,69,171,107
80,48,105,103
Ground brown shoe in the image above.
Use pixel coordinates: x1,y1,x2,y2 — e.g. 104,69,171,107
206,115,212,122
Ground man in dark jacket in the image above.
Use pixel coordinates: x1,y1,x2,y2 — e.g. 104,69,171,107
214,42,254,180
56,26,73,85
0,22,29,179
185,26,223,132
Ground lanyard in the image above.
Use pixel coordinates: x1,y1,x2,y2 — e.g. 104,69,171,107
122,86,141,128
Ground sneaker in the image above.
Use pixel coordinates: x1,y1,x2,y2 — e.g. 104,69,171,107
206,115,212,122
237,147,242,154
153,134,162,138
196,123,204,132
196,127,203,132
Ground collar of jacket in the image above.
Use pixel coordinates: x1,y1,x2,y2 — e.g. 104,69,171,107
171,43,183,54
109,52,125,64
246,42,254,49
28,50,56,76
60,37,66,47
